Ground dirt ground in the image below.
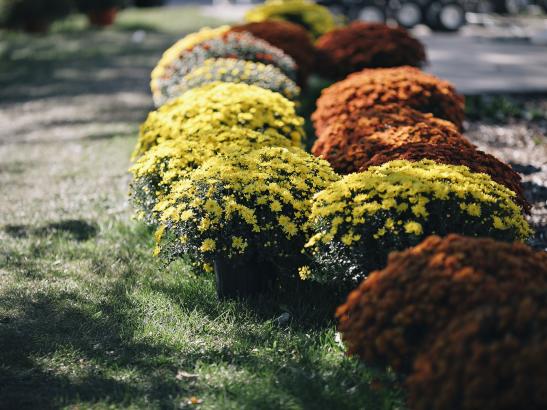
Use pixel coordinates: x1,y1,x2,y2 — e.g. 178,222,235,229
465,109,547,250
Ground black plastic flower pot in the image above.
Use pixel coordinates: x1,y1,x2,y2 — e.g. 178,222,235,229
214,256,277,300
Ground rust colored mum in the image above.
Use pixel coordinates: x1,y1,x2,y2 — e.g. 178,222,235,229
407,304,547,410
312,105,472,174
229,20,316,85
336,234,547,372
312,66,465,134
315,22,426,79
362,142,530,213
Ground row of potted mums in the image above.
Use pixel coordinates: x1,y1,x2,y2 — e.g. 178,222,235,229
129,1,547,409
131,9,532,297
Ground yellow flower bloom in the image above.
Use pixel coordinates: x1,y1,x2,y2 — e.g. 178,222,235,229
270,200,283,212
200,238,216,252
180,210,194,221
298,265,312,280
154,225,166,243
404,221,423,235
231,236,248,252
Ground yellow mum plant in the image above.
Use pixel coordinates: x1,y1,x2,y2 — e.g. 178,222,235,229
150,26,230,97
151,32,298,107
153,147,340,273
129,126,296,222
158,58,301,106
245,0,336,38
304,159,532,284
134,82,306,158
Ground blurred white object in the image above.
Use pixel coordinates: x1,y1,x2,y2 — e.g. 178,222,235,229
395,1,423,28
131,30,146,43
357,6,386,22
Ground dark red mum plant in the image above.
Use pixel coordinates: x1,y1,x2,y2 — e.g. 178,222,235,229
315,22,426,79
407,304,547,410
312,105,472,174
312,66,465,134
336,234,547,372
229,20,316,85
362,142,530,212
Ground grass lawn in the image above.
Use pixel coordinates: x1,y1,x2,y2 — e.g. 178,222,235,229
0,6,403,409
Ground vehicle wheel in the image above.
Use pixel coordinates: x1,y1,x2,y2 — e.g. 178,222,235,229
395,1,423,28
492,0,529,14
354,5,387,22
426,2,466,31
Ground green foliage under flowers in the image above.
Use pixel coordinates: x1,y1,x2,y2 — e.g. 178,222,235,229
0,0,72,28
465,94,547,122
302,159,532,285
153,147,340,275
129,126,296,223
134,82,306,158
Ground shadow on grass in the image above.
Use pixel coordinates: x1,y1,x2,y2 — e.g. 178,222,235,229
3,219,99,241
0,283,184,409
0,220,401,409
0,30,177,104
149,265,349,332
0,273,400,409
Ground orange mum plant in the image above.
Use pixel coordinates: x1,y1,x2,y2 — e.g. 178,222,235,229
336,234,546,371
312,105,472,174
229,20,316,85
316,22,426,79
363,142,530,213
407,304,547,410
312,66,465,134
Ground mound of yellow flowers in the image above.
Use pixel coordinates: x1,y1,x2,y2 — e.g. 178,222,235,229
129,126,296,222
153,147,340,276
134,82,305,158
303,159,532,284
